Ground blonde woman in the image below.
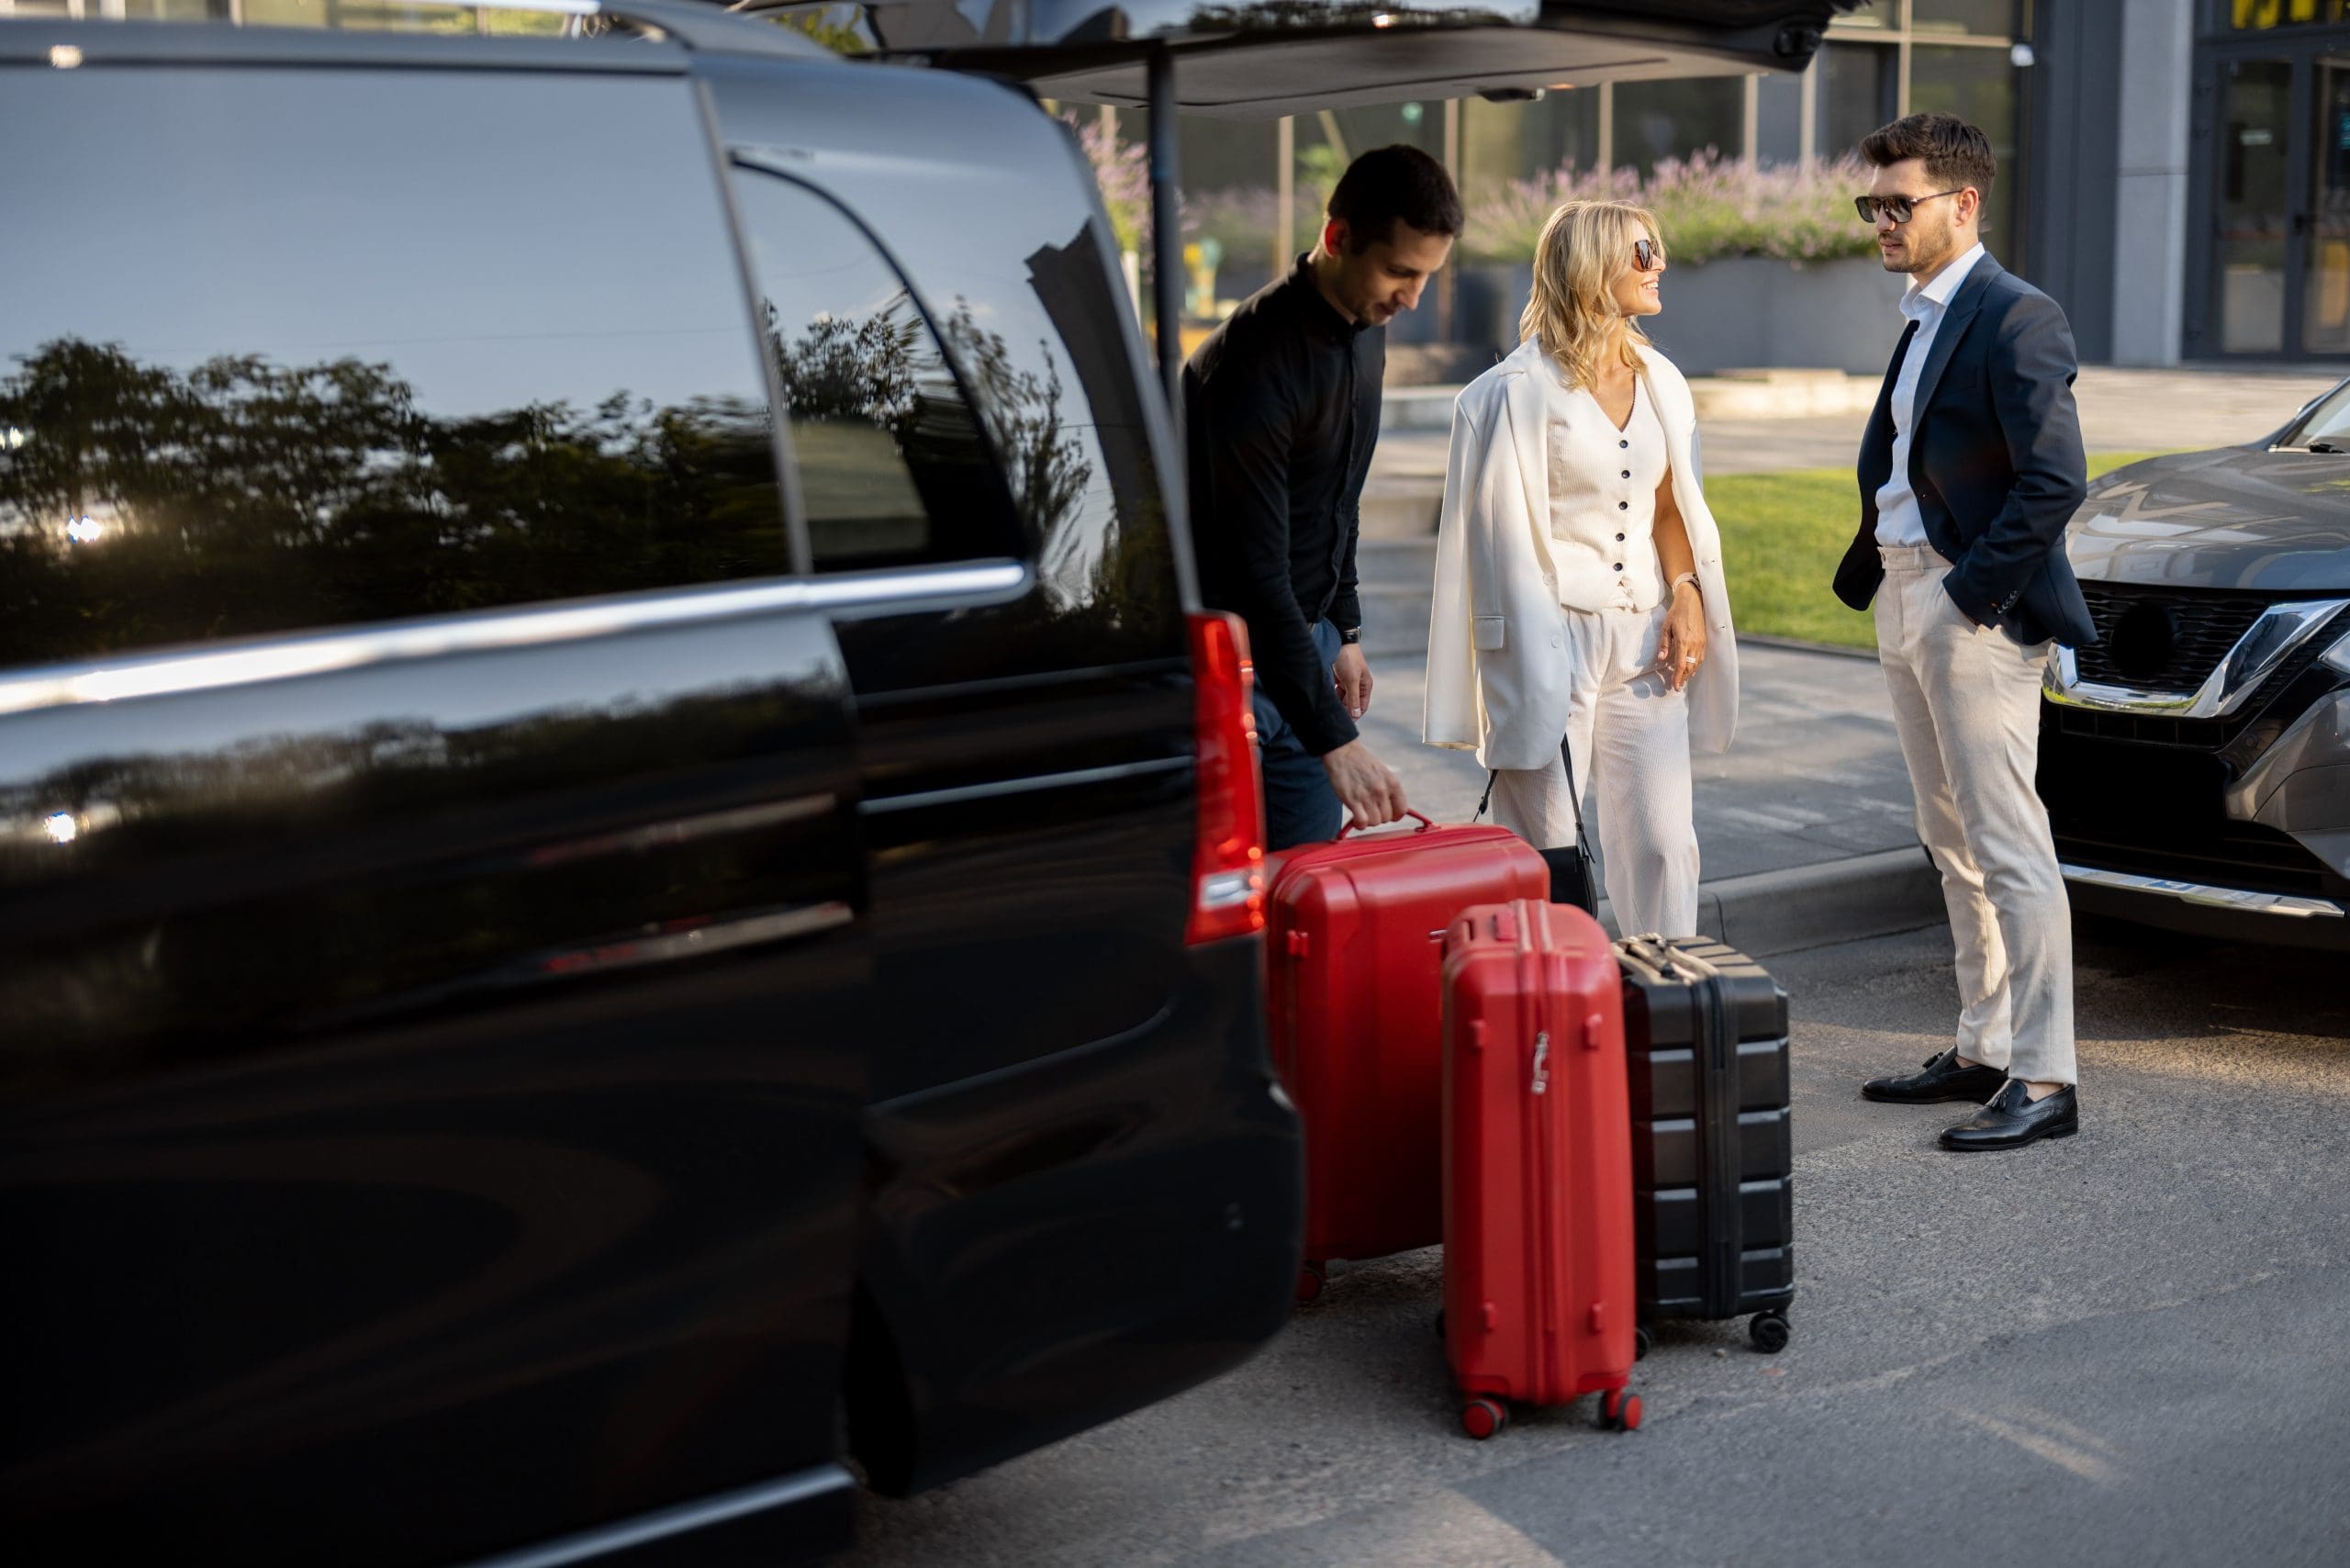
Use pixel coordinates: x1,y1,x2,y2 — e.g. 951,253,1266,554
1423,200,1739,938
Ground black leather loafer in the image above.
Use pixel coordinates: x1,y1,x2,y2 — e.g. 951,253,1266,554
1940,1081,2079,1151
1862,1047,2008,1104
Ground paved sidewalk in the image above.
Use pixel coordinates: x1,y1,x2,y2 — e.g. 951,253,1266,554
1349,538,1933,953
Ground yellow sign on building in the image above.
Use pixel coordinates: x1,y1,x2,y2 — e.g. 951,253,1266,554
2234,0,2350,30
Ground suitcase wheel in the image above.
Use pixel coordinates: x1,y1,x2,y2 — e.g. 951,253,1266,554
1633,1324,1652,1361
1597,1388,1641,1433
1460,1398,1507,1440
1293,1262,1326,1304
1748,1312,1790,1354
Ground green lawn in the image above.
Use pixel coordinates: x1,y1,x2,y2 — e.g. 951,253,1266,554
1706,453,2176,651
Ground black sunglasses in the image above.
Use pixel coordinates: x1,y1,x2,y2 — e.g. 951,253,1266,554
1853,189,1966,225
1632,237,1662,271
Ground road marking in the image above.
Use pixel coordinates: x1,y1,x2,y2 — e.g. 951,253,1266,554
1943,1403,2124,1485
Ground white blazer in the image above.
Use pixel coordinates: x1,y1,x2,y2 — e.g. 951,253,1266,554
1423,336,1740,772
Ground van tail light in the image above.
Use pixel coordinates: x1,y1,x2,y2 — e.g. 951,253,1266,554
1185,610,1268,946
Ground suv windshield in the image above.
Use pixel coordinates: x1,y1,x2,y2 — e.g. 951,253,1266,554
2277,378,2350,449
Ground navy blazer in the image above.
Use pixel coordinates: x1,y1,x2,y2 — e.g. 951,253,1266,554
1832,254,2097,649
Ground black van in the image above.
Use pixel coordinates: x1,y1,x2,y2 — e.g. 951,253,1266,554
0,8,1288,1564
0,4,1840,1563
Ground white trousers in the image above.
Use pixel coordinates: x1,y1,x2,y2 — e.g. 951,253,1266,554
1489,603,1700,939
1874,547,2077,1086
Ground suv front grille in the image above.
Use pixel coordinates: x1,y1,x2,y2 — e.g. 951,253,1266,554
2052,823,2335,897
2072,583,2274,693
2053,594,2350,750
2038,721,2346,898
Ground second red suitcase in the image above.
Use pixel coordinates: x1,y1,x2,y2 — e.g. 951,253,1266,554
1266,812,1550,1299
1441,898,1639,1439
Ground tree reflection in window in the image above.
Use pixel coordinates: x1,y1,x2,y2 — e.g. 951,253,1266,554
0,338,783,668
755,282,1082,577
731,169,1092,582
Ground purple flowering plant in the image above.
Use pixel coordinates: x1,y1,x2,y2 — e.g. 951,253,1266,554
1458,151,1881,264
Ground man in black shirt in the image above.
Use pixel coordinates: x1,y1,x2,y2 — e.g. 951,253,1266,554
1185,145,1461,847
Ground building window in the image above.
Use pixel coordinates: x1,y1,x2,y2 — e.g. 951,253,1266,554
1909,44,2022,248
1459,90,1603,198
1818,3,2031,264
1910,0,2023,38
1823,41,1900,160
1612,77,1746,174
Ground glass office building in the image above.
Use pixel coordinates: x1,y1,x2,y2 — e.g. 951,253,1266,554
2193,1,2350,358
1112,5,2040,342
1124,1,2350,368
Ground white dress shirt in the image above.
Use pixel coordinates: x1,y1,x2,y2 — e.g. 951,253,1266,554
1542,356,1669,613
1874,241,1987,548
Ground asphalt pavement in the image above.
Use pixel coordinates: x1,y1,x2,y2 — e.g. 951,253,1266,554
850,920,2350,1567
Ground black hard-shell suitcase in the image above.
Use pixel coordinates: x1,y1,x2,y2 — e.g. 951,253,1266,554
1616,936,1796,1354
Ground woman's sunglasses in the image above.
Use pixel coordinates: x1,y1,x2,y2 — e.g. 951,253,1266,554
1853,189,1965,225
1632,237,1662,271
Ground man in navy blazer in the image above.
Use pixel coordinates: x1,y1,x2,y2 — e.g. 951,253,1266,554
1831,113,2092,1152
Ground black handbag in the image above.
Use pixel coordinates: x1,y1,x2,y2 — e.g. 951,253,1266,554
1474,734,1598,915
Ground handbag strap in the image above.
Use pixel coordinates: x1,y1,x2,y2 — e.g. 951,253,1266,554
1474,730,1587,849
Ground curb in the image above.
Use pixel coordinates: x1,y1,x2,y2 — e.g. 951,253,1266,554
1595,846,1945,959
1736,631,1882,662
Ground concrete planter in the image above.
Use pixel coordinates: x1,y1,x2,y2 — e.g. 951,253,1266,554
1646,255,1908,375
1449,255,1907,376
1451,263,1535,359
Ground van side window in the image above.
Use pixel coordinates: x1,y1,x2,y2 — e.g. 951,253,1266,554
726,172,1023,573
0,70,786,671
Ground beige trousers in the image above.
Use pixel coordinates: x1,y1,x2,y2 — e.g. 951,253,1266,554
1489,603,1700,939
1874,546,2077,1086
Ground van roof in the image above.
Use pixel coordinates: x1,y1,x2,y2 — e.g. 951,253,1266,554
0,0,826,70
728,0,1853,117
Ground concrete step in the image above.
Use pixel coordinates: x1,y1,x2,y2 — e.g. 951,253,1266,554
1380,385,1460,432
1359,474,1443,539
1691,372,1881,420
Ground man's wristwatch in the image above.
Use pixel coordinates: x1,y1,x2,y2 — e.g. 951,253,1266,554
1337,626,1362,645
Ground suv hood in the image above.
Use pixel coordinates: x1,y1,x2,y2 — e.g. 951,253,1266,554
2069,447,2350,594
743,1,1851,113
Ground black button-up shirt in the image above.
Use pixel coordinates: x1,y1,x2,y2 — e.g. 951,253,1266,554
1184,254,1382,757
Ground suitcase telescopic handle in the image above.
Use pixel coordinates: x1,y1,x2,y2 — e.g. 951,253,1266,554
1337,809,1436,838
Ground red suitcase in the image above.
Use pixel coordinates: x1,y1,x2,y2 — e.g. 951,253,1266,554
1266,812,1550,1300
1441,898,1640,1439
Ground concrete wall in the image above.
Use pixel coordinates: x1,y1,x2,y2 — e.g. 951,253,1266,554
1642,257,1911,376
1445,257,1908,377
2024,0,2124,364
2024,0,2196,367
2110,0,2197,365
